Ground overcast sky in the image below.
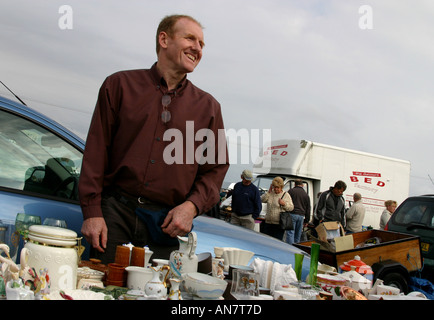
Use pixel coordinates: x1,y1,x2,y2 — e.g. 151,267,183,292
1,0,433,196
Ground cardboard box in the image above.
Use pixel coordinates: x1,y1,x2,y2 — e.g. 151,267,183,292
314,222,354,252
315,222,345,242
334,235,354,252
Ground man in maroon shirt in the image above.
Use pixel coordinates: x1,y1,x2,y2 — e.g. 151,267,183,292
79,15,229,262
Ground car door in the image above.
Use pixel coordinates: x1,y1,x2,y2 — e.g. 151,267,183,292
0,106,88,261
389,197,434,264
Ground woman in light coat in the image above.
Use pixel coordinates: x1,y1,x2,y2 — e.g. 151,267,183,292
261,176,294,240
379,200,397,229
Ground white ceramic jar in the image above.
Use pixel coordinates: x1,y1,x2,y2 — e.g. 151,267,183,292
23,225,81,292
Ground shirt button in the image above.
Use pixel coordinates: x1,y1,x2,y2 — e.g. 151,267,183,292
150,160,155,164
156,137,161,141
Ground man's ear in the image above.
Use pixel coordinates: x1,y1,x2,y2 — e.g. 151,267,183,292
159,31,169,49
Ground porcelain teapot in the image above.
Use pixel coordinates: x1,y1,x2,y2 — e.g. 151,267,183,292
169,232,198,278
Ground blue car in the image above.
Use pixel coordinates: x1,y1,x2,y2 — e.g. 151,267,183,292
0,94,311,280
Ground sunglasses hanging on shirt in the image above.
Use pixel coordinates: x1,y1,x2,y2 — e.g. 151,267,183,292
161,94,173,124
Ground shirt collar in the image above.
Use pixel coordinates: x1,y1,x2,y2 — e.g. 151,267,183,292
150,62,188,93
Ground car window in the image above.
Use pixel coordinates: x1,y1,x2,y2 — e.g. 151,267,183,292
394,199,434,227
0,109,81,201
253,176,275,194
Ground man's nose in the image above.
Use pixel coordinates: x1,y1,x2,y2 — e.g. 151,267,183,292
192,42,202,53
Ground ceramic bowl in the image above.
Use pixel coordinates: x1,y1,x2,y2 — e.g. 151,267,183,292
340,286,368,300
221,247,254,271
183,272,228,299
77,267,105,281
376,284,400,296
316,274,346,293
152,258,169,267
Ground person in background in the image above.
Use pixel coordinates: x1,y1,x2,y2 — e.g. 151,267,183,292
379,200,397,229
285,179,311,244
228,169,262,230
78,15,229,264
261,176,294,240
312,192,322,226
345,193,366,233
314,180,347,228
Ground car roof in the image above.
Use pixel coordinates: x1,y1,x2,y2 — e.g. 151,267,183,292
405,195,434,201
0,95,85,150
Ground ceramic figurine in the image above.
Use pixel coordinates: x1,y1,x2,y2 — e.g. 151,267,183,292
212,258,225,280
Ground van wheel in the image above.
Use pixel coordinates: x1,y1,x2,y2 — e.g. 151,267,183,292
382,272,408,294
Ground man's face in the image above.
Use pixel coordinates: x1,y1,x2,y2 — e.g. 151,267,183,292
241,177,252,186
162,18,204,74
332,188,345,197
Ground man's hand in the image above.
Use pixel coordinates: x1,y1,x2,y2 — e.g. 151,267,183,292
161,201,197,237
81,217,108,253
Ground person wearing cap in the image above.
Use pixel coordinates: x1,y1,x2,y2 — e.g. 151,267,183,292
227,169,262,230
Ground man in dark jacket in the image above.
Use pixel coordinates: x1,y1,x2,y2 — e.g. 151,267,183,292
228,169,262,230
285,179,311,244
315,180,347,227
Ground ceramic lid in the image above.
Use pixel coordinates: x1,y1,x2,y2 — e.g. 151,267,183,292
339,255,373,274
28,225,78,247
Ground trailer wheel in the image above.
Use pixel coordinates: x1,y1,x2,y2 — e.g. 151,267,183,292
382,272,408,293
372,260,411,294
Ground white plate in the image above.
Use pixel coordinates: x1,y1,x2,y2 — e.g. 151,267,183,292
44,289,113,300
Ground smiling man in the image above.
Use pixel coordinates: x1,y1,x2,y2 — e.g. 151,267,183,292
79,15,229,263
156,16,205,87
